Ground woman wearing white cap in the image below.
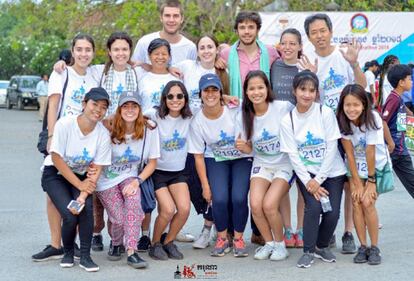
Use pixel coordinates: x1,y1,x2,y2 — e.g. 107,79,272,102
95,91,160,269
41,87,111,272
189,73,252,258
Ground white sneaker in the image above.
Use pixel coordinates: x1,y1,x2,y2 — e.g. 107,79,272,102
270,241,289,261
193,228,211,249
254,243,274,260
176,230,195,242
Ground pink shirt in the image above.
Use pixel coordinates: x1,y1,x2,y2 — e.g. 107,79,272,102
220,43,280,86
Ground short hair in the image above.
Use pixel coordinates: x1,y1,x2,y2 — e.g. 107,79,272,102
148,38,171,56
234,11,262,31
304,13,333,37
160,0,183,16
387,64,412,89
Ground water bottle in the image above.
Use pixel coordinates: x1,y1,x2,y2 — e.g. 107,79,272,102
320,196,332,213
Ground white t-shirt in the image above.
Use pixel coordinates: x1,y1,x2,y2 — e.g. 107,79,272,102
308,47,354,111
91,65,141,115
97,128,160,191
48,67,98,117
247,101,294,166
342,111,388,178
132,32,197,65
45,116,111,175
152,112,192,171
189,106,250,161
175,60,215,113
364,70,376,93
138,72,180,116
382,75,393,106
280,103,346,178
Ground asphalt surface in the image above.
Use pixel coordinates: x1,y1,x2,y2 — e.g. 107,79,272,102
0,108,413,281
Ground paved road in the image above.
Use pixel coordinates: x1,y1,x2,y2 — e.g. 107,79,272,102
0,108,413,281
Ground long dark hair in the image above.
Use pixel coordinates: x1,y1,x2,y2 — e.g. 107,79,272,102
242,70,275,140
378,55,399,105
158,80,192,119
196,35,230,95
337,84,379,136
70,33,95,66
292,70,320,102
103,32,133,75
280,28,302,58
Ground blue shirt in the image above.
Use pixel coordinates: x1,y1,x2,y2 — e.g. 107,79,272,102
36,80,48,97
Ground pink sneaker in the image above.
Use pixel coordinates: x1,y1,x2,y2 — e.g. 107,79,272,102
284,228,296,248
295,229,304,248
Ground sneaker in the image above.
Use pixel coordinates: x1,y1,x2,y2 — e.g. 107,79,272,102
329,233,337,248
297,252,314,268
211,237,231,257
32,245,63,262
74,243,80,260
127,253,148,269
233,237,248,257
295,229,304,248
367,246,381,265
270,241,289,261
251,233,265,246
148,242,168,260
254,243,274,260
107,245,122,261
284,228,296,248
163,241,184,260
193,227,211,249
91,234,104,251
175,230,195,242
315,247,336,262
60,252,74,268
109,240,125,254
79,255,99,272
353,246,368,263
160,232,167,244
341,232,357,254
137,235,151,252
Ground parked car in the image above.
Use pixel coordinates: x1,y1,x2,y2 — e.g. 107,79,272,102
6,75,41,110
0,80,9,107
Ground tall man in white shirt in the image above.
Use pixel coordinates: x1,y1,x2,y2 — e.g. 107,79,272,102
132,0,196,65
304,13,366,255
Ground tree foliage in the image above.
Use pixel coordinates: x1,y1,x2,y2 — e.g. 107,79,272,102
0,0,413,79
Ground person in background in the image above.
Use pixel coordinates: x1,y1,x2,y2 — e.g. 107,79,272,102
364,60,379,106
36,74,49,122
378,55,399,108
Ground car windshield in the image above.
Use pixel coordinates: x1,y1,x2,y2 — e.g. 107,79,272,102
21,78,40,88
0,82,8,89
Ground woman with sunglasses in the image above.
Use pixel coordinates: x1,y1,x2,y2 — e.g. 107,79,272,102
147,81,192,260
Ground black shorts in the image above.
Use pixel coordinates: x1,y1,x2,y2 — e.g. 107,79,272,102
152,169,188,191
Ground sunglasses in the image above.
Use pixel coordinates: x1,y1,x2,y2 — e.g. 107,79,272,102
166,93,184,100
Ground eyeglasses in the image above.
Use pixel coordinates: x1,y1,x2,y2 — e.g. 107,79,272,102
166,93,184,100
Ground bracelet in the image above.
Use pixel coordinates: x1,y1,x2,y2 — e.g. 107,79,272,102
137,176,144,185
351,61,359,69
48,134,53,139
367,177,376,183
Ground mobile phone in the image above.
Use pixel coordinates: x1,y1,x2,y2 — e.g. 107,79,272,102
67,200,85,213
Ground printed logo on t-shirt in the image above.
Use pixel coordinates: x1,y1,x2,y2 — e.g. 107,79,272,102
254,128,281,156
108,83,124,114
162,130,186,151
353,137,368,177
150,85,165,107
190,89,201,110
298,131,326,166
66,147,93,174
70,85,86,105
104,146,140,179
322,68,346,110
210,130,242,161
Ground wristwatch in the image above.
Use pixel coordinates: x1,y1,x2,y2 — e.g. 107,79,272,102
137,176,144,185
367,175,376,183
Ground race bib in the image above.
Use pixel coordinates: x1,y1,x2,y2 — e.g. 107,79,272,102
211,145,242,162
323,92,340,111
104,163,133,179
355,156,368,178
254,137,281,156
397,112,406,132
298,143,326,166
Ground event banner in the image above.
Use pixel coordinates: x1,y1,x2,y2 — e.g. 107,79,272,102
259,12,414,65
406,116,414,151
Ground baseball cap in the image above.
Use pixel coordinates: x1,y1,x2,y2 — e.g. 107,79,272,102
199,73,222,91
84,87,110,105
118,91,141,107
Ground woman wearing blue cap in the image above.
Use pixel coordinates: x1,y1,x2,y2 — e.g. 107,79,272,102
189,73,252,257
41,87,111,272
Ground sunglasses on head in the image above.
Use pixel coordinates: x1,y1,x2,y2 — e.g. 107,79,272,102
166,93,184,100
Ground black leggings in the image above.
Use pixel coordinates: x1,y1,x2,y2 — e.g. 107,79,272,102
297,174,346,253
41,166,93,257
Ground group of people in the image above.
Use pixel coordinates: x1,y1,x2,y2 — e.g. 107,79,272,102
31,0,414,273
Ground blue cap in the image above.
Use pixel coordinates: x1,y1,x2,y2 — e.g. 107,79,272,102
84,87,110,105
199,73,222,91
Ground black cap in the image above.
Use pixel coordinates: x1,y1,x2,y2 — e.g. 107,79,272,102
84,87,110,105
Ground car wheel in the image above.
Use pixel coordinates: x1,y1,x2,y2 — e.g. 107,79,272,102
5,96,12,109
17,97,24,110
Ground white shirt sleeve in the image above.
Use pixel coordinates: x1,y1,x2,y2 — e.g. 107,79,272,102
93,128,112,166
188,118,206,154
366,113,385,145
132,38,148,63
323,106,342,142
48,70,65,96
49,118,68,157
147,127,161,159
